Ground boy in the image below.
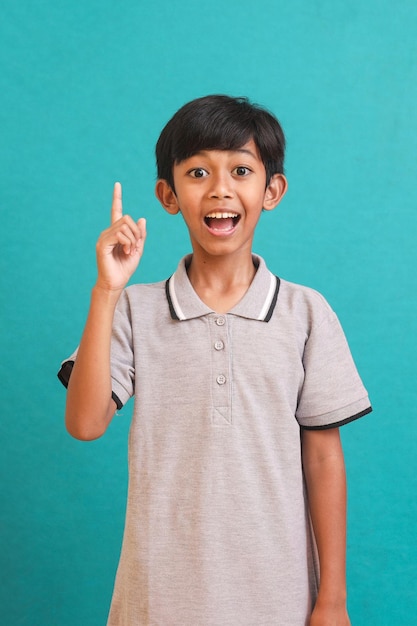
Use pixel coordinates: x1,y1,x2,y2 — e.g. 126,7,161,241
59,95,371,625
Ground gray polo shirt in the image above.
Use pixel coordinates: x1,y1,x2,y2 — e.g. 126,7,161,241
60,255,371,625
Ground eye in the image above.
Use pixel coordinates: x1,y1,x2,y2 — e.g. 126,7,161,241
188,168,208,178
233,166,251,176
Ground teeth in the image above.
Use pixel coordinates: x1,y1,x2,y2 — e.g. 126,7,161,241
206,212,238,219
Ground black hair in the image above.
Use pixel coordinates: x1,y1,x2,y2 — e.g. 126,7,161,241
156,95,286,191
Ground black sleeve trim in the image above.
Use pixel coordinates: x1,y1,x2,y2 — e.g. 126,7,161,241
57,360,74,388
111,392,123,411
301,406,372,431
57,360,124,411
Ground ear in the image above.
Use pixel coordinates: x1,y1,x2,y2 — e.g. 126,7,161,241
155,179,180,215
262,174,288,212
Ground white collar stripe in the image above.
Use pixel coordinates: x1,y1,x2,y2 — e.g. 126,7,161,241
257,273,277,320
169,272,186,321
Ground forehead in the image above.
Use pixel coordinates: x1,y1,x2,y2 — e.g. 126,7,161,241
178,139,261,163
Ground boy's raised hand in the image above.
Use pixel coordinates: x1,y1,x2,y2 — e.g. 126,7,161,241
95,182,147,292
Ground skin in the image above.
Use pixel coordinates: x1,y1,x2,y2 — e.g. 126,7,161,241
66,141,351,623
302,428,351,626
65,182,146,440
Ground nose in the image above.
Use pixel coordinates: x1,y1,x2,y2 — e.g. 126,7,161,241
208,171,233,199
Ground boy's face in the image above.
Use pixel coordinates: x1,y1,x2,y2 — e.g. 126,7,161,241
156,139,287,260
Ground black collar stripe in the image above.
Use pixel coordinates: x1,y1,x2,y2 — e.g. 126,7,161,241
263,276,280,322
166,273,280,322
165,277,180,320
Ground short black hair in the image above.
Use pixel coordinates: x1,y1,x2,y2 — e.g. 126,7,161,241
156,95,286,191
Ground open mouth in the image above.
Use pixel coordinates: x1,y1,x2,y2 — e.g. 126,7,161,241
204,212,240,231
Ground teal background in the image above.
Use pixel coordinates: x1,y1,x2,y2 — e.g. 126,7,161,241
1,1,416,624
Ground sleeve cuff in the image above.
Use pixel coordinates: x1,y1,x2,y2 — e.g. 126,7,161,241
297,395,372,430
301,405,372,430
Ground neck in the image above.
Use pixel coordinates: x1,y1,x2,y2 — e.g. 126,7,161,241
186,250,257,313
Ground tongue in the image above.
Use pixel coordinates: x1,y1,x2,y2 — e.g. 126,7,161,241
207,217,234,231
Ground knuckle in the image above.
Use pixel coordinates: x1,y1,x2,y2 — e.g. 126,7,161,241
119,223,129,235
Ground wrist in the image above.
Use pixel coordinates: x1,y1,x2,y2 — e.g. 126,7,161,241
91,283,123,306
315,589,347,611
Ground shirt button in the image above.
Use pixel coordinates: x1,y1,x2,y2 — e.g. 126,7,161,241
215,316,226,326
214,340,224,351
216,374,226,385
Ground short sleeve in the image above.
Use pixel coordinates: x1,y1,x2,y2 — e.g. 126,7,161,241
296,311,372,429
109,290,135,407
57,290,135,411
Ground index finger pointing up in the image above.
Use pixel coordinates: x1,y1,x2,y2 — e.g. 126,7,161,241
111,182,123,224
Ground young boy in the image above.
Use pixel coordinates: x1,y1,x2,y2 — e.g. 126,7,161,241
59,95,371,625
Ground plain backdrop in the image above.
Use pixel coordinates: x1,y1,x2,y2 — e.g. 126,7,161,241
1,1,416,624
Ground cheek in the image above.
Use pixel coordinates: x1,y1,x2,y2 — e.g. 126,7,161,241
176,187,200,206
245,187,267,207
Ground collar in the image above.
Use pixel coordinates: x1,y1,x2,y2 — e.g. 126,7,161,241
165,255,280,322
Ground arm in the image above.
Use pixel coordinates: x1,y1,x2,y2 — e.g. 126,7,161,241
65,183,146,440
301,427,351,626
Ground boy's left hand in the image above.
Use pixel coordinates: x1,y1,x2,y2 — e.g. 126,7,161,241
309,603,351,626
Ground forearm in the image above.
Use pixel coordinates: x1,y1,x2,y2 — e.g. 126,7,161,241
65,286,121,440
302,428,350,620
65,183,145,439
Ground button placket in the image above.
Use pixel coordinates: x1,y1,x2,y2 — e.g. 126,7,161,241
209,314,232,426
